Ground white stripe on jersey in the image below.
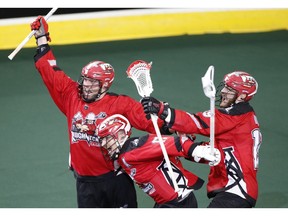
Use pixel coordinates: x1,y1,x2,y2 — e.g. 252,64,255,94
186,112,202,129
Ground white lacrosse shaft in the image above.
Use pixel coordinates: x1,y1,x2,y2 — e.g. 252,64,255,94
8,7,58,60
150,114,179,192
201,66,216,154
126,60,179,193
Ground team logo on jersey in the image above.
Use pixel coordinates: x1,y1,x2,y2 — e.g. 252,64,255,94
71,111,106,146
203,110,212,117
140,182,155,195
223,146,247,199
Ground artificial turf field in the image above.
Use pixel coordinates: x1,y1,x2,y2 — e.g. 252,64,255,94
0,30,288,208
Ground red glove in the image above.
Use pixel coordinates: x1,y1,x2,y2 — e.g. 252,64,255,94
30,16,51,42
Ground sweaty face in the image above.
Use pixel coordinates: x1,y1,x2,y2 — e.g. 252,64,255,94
220,85,238,108
82,77,100,101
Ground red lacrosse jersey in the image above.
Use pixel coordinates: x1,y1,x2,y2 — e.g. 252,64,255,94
34,45,159,176
169,103,262,206
118,134,204,204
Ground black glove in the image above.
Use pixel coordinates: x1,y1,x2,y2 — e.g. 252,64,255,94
141,96,169,120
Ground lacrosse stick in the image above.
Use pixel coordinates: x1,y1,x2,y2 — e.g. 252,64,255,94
201,65,216,154
8,7,58,60
126,60,179,193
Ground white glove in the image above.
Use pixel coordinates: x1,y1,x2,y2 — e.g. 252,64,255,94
192,145,221,166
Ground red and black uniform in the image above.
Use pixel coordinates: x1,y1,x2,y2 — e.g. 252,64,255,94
166,103,262,207
34,44,161,208
118,134,204,208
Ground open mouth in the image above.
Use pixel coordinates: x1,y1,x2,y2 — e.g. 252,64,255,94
222,97,228,102
221,95,228,102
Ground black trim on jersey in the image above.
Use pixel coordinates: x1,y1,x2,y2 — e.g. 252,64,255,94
34,44,50,62
194,114,209,129
167,108,175,128
160,123,173,135
174,136,182,152
187,142,203,160
218,102,254,116
191,177,205,190
120,135,149,154
106,92,119,97
52,66,62,71
207,153,257,207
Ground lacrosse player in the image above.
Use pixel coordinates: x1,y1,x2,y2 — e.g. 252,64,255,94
141,71,262,208
30,16,169,208
96,114,221,208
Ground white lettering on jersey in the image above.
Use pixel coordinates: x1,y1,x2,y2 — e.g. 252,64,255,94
71,131,100,146
253,115,259,125
151,136,168,144
252,128,262,170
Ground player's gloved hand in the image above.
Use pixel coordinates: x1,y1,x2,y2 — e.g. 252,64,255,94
30,16,51,42
141,96,170,120
192,145,221,166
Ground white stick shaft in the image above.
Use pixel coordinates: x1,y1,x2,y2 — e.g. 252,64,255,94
150,114,179,192
210,97,215,153
8,7,58,60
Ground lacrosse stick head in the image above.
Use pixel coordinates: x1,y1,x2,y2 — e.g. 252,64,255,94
202,65,216,99
126,60,153,97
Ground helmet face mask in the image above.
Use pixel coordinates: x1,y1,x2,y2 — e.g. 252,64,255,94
216,82,238,108
99,130,128,160
78,61,115,103
80,77,101,102
96,114,132,160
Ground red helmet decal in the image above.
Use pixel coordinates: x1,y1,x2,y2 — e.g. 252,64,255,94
81,61,115,88
224,71,258,101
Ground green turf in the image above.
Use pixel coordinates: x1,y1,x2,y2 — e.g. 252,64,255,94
0,30,287,208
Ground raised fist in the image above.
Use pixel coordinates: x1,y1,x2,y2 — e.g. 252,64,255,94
30,16,51,42
141,96,169,120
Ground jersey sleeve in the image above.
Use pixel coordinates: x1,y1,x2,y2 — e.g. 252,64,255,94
170,109,241,137
34,44,76,114
116,95,164,134
126,135,187,162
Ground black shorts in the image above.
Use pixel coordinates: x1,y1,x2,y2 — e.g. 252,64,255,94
207,192,252,208
154,192,198,208
75,171,137,208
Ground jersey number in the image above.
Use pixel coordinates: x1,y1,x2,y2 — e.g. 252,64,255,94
252,129,262,170
151,136,168,144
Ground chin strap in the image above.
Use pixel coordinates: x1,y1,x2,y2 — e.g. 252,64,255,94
95,88,108,100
